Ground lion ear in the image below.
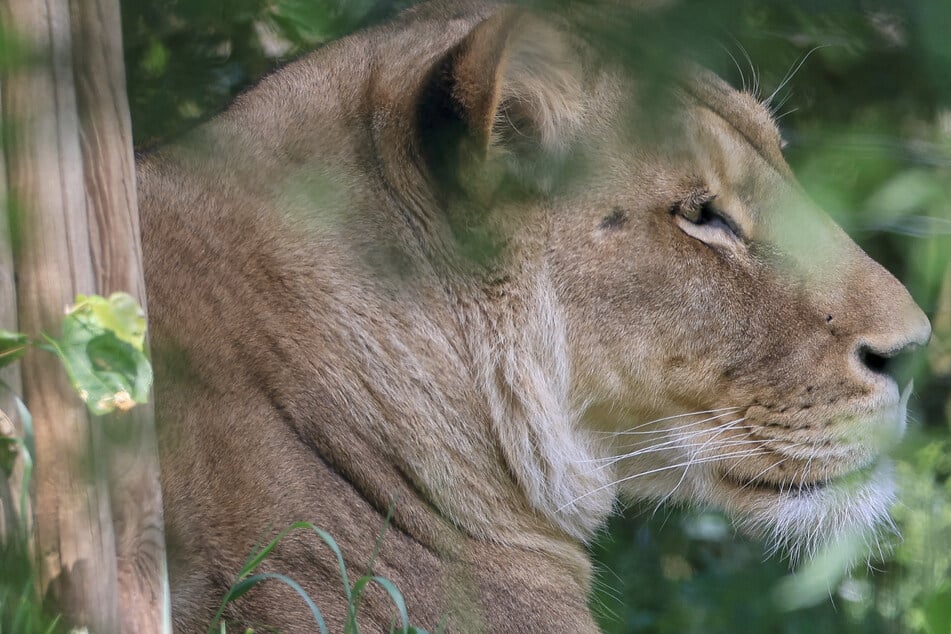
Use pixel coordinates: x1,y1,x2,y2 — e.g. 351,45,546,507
417,9,587,194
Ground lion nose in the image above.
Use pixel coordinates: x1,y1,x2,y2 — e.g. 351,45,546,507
853,311,931,381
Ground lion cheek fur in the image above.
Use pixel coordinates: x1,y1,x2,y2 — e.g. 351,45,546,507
476,272,617,540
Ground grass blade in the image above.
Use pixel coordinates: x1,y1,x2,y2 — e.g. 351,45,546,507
311,526,352,602
236,521,311,579
369,576,409,633
234,573,328,634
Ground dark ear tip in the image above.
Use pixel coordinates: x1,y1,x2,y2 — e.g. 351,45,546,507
416,53,466,192
415,7,587,195
415,11,519,191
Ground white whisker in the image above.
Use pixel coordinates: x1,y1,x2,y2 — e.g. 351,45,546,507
601,417,748,454
775,107,800,121
559,447,770,512
765,45,830,107
594,406,741,436
587,435,760,473
651,415,754,513
719,42,747,93
611,412,744,438
727,457,790,496
585,418,750,469
730,35,761,98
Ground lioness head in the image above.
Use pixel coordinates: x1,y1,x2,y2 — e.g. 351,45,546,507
145,3,935,628
410,5,931,560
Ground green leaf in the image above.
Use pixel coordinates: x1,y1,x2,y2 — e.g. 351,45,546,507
208,521,346,634
310,526,352,602
225,577,263,604
368,576,409,633
13,393,33,531
72,293,147,352
0,405,16,477
48,293,152,416
0,329,29,369
224,573,328,634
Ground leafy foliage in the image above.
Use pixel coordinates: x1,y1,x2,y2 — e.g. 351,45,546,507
0,392,58,634
1,292,152,629
120,0,415,146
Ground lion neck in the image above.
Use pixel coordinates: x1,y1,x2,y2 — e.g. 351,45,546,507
162,6,617,592
201,51,618,555
268,233,615,549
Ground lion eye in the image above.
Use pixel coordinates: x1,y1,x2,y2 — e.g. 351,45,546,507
673,192,744,249
684,200,735,235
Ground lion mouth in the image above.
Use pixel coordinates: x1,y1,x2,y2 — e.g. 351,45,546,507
719,471,831,496
718,460,879,497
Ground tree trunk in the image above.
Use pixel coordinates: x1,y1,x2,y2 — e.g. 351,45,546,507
68,0,171,631
1,0,169,630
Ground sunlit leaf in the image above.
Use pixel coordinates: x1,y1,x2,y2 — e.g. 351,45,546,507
71,293,147,352
46,293,152,416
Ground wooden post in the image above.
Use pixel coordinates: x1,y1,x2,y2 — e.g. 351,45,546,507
69,0,171,631
1,0,169,630
3,0,120,628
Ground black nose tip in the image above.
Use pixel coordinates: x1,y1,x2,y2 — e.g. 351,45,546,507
858,345,891,375
856,341,922,379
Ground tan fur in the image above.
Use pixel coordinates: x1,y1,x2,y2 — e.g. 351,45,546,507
140,2,930,631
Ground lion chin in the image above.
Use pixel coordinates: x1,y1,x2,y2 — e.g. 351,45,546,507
729,460,897,563
608,382,915,565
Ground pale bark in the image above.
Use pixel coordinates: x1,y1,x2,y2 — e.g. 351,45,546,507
3,1,120,628
1,0,169,630
69,0,170,631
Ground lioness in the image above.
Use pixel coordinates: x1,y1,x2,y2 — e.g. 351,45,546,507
139,1,931,631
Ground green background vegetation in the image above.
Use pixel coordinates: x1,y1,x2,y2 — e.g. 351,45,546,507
119,0,950,631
